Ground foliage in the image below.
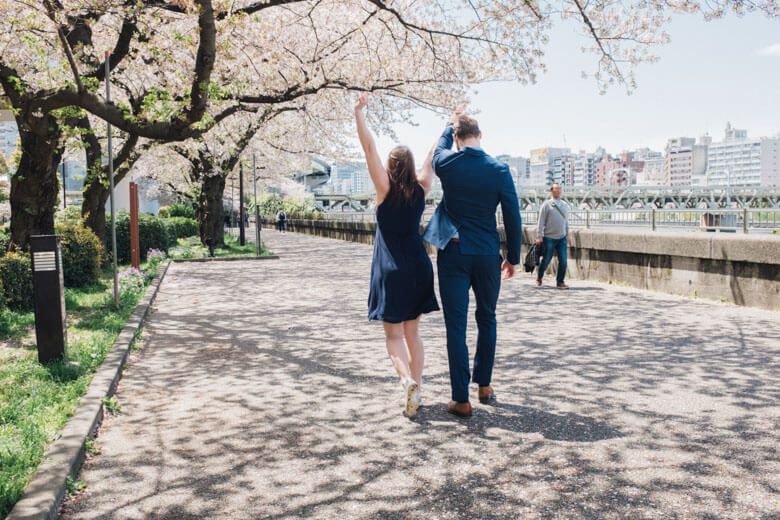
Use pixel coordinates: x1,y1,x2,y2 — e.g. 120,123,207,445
56,223,104,288
0,252,32,311
55,206,85,226
0,226,10,256
118,268,145,304
159,203,195,219
168,234,271,260
0,270,155,517
146,248,166,265
162,217,198,242
110,212,170,264
254,193,322,220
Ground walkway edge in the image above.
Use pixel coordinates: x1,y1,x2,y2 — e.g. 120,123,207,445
6,260,172,520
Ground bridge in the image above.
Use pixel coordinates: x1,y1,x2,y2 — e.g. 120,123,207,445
314,186,780,212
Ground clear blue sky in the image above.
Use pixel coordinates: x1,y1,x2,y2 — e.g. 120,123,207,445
375,11,780,162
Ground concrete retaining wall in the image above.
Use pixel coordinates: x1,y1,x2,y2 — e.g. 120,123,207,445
267,218,780,311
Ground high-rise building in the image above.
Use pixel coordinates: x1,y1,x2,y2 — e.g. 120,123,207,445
633,148,665,186
496,154,530,190
663,137,707,186
572,151,597,186
529,147,570,186
704,123,780,187
330,160,371,194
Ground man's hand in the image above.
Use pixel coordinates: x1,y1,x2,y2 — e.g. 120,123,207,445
535,237,543,245
449,104,467,126
501,260,515,280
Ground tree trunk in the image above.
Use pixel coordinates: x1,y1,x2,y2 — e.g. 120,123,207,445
198,174,226,248
10,127,63,251
82,181,109,243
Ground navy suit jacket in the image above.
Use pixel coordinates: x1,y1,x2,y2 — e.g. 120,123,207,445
423,126,522,265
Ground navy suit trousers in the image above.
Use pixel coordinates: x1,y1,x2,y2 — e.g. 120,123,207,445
437,241,502,402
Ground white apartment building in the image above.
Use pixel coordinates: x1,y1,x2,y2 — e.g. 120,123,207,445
572,152,597,186
664,137,707,186
529,147,570,186
704,123,780,187
633,148,665,186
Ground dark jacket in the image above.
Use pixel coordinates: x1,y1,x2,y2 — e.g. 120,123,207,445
422,126,523,264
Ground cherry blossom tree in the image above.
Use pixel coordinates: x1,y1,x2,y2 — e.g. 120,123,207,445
1,0,777,249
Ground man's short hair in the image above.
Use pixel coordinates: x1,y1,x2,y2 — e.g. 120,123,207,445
455,115,481,140
550,183,561,191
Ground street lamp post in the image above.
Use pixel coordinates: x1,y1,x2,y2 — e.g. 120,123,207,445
252,153,261,257
239,162,246,246
105,53,118,307
61,161,67,209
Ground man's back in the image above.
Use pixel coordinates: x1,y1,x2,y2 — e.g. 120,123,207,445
432,126,522,265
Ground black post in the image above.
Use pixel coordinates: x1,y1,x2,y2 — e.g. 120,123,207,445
239,162,246,246
30,235,67,363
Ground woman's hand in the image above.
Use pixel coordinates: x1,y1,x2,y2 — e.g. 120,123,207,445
355,93,368,112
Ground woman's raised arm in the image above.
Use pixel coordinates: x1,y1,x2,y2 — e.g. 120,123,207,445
354,94,390,202
417,144,436,197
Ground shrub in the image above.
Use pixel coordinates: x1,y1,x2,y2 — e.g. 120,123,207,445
147,248,166,265
0,226,10,256
56,223,104,287
0,252,33,311
110,212,170,264
55,206,84,226
159,203,195,219
118,267,145,304
162,217,198,242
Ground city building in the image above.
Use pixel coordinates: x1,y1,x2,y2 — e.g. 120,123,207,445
633,148,665,186
529,147,570,186
663,137,707,186
0,110,18,172
326,160,372,195
703,123,780,187
572,151,597,186
496,154,530,190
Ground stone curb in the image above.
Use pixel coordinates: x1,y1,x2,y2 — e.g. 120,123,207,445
173,255,280,263
6,260,172,520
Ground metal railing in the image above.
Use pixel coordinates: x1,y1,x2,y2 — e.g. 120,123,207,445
315,208,780,234
515,208,780,234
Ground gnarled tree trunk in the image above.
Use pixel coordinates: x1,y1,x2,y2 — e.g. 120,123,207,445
198,174,226,248
10,126,63,251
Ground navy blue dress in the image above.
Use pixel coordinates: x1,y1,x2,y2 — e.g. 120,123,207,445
368,184,440,323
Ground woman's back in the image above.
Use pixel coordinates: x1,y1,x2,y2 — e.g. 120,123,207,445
376,184,425,236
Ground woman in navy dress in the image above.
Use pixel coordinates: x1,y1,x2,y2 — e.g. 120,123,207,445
355,93,440,417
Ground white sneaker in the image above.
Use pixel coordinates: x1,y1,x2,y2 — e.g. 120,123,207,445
403,378,420,417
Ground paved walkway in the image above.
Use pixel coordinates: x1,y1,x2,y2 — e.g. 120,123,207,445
63,231,780,519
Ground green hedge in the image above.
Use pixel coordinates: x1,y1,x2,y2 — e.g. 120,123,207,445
110,212,170,264
162,217,198,242
0,252,33,311
56,223,104,288
159,203,195,219
0,226,10,256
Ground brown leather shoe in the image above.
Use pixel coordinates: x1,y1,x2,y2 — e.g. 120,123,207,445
447,400,473,417
535,278,543,287
557,283,569,289
478,385,496,404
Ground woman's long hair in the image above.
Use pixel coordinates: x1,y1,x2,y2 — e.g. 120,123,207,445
385,145,417,205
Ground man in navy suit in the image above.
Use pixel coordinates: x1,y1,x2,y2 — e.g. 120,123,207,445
423,109,522,417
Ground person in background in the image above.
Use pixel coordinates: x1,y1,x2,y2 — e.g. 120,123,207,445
535,182,570,289
276,209,287,233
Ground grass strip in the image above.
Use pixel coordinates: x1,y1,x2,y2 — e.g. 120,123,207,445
0,261,161,518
